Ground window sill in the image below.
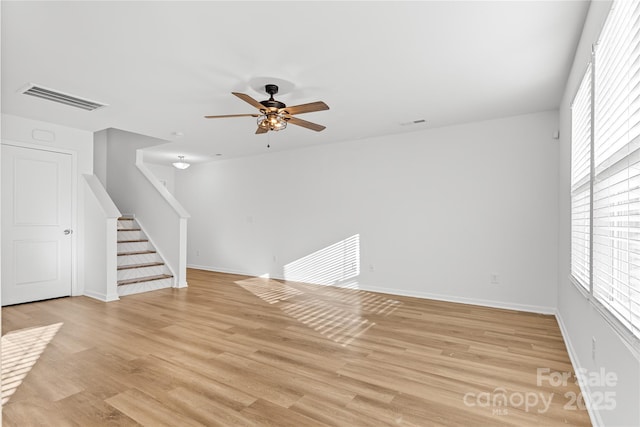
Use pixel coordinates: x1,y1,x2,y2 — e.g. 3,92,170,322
569,274,591,299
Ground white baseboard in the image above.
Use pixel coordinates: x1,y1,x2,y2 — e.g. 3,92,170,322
187,264,257,277
84,289,120,302
186,264,555,315
555,310,601,427
356,284,556,315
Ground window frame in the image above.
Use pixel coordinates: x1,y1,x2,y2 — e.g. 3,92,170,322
568,0,640,354
570,63,593,294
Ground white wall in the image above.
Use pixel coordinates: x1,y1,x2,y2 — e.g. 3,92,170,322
93,129,108,187
146,163,176,195
176,110,559,313
557,2,640,427
105,128,162,214
1,113,94,296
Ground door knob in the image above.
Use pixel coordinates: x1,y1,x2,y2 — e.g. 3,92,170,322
64,229,73,235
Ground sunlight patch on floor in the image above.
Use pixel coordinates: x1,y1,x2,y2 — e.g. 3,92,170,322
236,277,304,304
1,322,63,405
318,287,402,317
237,276,402,347
280,299,375,346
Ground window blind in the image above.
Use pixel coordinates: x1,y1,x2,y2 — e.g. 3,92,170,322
593,0,640,337
571,64,592,291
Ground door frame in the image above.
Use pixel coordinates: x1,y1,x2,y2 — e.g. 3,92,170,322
1,139,79,299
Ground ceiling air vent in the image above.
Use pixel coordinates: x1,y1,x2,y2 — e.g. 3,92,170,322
400,119,427,127
21,84,107,111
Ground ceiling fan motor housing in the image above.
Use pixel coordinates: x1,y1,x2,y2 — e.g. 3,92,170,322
260,99,286,109
260,84,286,110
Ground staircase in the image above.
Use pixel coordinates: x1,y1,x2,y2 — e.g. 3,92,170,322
117,217,173,296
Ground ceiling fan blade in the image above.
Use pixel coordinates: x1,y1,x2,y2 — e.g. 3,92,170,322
287,116,326,132
255,126,268,134
281,101,329,116
204,113,260,119
232,92,266,111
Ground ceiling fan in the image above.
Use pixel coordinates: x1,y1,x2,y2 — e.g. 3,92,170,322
205,84,329,134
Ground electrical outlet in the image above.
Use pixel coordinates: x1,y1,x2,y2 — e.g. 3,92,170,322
592,337,597,361
196,250,200,257
272,255,277,263
369,264,375,272
490,273,500,284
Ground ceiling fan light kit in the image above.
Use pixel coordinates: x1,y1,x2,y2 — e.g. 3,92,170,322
205,84,329,134
257,112,287,131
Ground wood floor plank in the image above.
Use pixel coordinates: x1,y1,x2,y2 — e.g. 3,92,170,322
290,394,382,427
165,387,257,427
105,388,205,427
215,351,357,408
53,392,142,427
1,268,592,426
1,397,79,427
240,398,331,427
165,351,304,408
247,349,398,404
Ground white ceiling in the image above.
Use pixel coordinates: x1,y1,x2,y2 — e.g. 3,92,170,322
1,1,590,165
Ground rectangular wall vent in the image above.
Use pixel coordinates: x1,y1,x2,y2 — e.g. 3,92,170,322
21,84,107,111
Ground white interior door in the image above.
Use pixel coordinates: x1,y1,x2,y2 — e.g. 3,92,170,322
2,144,73,306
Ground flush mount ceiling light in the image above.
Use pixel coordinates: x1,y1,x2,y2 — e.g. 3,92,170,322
172,156,190,170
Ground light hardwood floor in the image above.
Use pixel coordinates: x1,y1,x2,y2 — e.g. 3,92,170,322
1,269,591,426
